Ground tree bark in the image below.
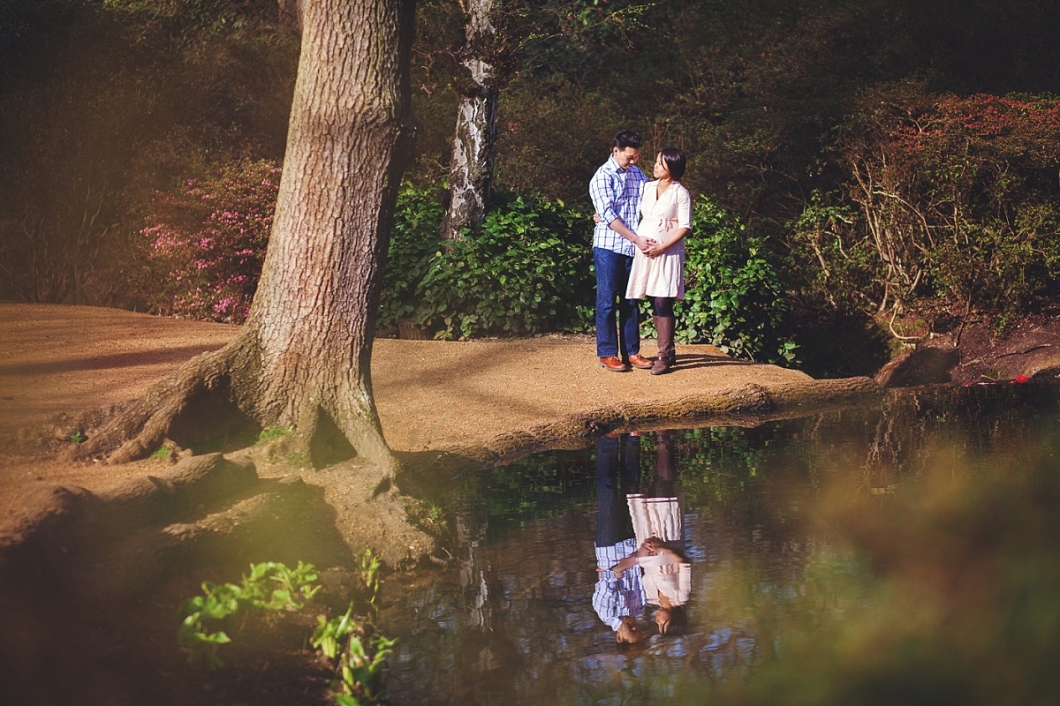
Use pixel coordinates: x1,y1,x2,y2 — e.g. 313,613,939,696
77,0,416,483
441,0,499,241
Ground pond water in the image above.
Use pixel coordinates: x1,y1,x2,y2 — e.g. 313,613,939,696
378,384,1060,706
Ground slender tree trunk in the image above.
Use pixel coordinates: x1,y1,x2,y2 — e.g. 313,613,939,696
78,0,416,482
441,0,499,241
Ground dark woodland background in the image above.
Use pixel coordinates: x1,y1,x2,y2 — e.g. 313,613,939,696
3,0,1060,372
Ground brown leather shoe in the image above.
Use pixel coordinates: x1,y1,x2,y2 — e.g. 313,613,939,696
627,353,654,369
599,356,629,372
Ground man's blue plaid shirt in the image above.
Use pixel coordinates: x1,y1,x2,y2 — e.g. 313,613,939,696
589,156,648,257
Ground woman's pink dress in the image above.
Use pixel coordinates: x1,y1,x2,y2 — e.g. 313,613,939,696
625,180,692,300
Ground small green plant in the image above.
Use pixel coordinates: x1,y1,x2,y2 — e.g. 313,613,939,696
995,313,1013,337
332,632,398,705
69,431,85,443
257,425,294,443
178,558,396,705
313,603,396,706
151,446,171,460
312,605,359,660
176,561,321,670
285,451,309,466
357,550,383,617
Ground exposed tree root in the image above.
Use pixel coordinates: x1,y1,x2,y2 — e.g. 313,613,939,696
75,332,401,487
76,344,243,465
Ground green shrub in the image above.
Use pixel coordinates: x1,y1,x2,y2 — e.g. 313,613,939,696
383,185,793,360
377,183,447,329
385,187,595,339
649,198,795,363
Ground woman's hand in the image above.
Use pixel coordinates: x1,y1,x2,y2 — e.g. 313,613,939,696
644,239,667,258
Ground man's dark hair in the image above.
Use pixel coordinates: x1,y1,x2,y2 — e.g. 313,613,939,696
659,146,686,181
613,130,644,150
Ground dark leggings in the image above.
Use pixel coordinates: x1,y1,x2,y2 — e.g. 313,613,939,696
652,297,674,317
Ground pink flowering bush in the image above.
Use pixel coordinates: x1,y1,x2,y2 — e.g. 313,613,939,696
142,160,280,323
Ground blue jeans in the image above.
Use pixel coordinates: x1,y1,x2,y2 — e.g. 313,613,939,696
596,434,640,546
594,247,640,358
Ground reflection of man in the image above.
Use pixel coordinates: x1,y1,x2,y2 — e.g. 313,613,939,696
589,130,652,372
612,430,690,636
591,433,646,644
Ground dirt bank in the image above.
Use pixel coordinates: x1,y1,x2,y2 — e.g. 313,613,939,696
1,302,880,524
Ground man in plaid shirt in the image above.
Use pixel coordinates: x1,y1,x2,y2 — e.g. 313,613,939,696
592,433,647,644
589,130,654,372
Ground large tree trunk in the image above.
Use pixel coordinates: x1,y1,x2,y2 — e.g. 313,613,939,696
441,0,499,241
78,0,416,483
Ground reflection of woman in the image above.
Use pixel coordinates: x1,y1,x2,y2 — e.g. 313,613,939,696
625,148,691,375
612,430,690,635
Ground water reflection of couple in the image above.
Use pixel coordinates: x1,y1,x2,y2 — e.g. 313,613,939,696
592,431,690,644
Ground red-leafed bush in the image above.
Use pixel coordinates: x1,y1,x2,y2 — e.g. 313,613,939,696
791,84,1060,328
142,160,280,323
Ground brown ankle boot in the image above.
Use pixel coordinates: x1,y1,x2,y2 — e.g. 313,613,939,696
651,316,676,375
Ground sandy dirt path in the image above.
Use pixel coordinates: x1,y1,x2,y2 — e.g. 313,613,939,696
1,303,831,519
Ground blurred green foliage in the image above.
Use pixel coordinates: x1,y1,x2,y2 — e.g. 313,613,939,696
177,557,396,705
177,560,321,670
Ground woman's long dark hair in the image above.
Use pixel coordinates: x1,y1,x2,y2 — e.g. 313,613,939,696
659,146,686,181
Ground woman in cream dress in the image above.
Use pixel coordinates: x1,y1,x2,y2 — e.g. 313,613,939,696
609,430,690,636
625,147,691,374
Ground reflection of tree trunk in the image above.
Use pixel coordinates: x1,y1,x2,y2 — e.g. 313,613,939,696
77,0,416,482
442,0,499,241
456,504,493,631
